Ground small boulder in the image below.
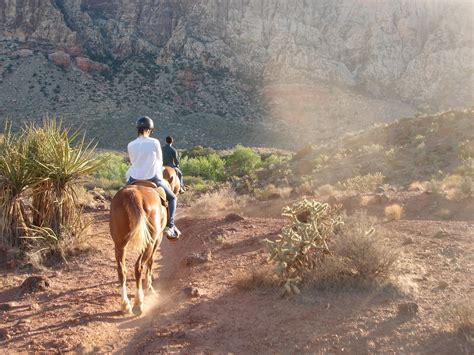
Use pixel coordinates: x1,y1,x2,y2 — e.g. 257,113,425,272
0,328,10,341
182,286,200,298
398,302,419,316
224,213,245,223
12,49,33,58
183,251,212,267
48,51,71,68
75,56,109,73
20,275,50,294
402,237,414,245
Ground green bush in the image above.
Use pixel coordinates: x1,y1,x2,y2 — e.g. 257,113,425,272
184,145,217,158
93,152,128,182
185,175,207,191
225,145,261,177
260,153,290,169
181,153,225,181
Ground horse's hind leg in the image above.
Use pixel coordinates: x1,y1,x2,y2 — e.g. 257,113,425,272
115,246,132,313
133,244,154,315
145,238,160,294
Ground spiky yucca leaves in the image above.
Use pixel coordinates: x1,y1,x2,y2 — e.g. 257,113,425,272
0,125,35,246
26,119,104,238
264,200,343,294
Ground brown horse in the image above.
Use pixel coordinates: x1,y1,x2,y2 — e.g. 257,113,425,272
109,181,167,315
163,166,181,195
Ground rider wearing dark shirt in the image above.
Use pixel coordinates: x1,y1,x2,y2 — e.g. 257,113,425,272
162,136,185,193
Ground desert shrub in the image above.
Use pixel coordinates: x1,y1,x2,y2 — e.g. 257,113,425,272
184,145,217,158
455,158,474,177
260,153,290,169
335,212,398,280
0,125,35,246
308,212,399,289
25,120,103,234
84,177,123,192
225,144,261,177
408,181,427,192
336,172,384,193
425,179,443,195
441,174,473,200
263,200,343,294
254,183,285,201
235,267,279,291
185,175,207,191
181,153,225,181
384,204,403,221
0,118,104,258
93,152,127,182
187,186,244,216
441,299,474,342
442,174,464,190
317,184,336,197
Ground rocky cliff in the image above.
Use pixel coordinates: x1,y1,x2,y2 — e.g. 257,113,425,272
0,0,472,149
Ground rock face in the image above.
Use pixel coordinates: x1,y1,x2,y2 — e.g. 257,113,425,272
0,0,472,149
74,56,108,72
48,50,71,68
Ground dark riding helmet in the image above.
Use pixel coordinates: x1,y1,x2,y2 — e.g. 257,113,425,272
135,116,154,130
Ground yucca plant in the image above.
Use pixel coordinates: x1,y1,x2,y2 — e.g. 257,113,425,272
0,124,35,246
26,118,104,238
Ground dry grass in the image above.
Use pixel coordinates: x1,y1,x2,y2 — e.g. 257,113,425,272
385,204,403,221
307,212,399,289
187,187,246,217
317,184,336,197
255,184,291,201
408,181,427,192
441,299,474,343
75,185,94,206
235,267,279,291
336,172,384,194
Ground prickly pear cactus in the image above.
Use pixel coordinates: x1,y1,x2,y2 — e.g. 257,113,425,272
263,200,343,294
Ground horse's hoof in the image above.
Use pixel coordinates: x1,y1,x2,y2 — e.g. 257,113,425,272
132,303,143,316
121,301,132,314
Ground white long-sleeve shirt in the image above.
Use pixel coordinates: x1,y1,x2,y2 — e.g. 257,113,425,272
125,136,163,181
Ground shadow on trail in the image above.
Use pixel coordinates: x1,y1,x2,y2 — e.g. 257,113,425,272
113,215,410,354
119,280,409,353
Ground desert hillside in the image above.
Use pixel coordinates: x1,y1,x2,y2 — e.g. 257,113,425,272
0,110,473,353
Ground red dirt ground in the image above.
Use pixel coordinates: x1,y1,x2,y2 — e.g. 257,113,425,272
0,195,473,354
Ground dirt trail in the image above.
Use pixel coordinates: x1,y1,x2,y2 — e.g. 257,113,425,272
1,201,473,353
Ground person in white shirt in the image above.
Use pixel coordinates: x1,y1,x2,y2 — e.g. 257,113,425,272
125,116,180,240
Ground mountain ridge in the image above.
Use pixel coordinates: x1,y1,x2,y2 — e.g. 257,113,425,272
0,0,472,149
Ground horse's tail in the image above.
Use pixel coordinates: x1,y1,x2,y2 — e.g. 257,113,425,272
123,190,153,253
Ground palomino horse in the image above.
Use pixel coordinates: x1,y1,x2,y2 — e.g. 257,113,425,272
163,166,181,195
109,181,167,315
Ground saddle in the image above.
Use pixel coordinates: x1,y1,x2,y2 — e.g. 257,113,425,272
129,180,168,207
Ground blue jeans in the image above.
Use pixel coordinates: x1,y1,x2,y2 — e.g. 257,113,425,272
174,167,184,187
127,176,176,228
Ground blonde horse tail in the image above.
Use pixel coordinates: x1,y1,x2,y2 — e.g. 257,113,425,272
124,191,153,253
